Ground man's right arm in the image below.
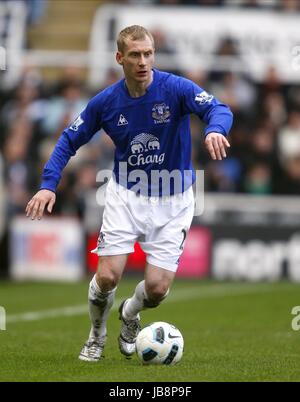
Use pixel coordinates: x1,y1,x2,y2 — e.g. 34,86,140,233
26,93,103,220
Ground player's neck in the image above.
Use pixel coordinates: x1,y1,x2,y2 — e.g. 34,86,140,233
125,71,153,98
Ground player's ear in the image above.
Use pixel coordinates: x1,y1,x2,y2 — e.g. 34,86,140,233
116,52,123,66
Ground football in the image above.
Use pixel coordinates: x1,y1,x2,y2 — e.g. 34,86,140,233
135,321,184,365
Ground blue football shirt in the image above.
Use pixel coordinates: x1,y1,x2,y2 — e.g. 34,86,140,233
40,69,233,196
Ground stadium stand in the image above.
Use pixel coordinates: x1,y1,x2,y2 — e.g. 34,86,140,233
0,1,27,88
1,1,300,214
0,0,300,279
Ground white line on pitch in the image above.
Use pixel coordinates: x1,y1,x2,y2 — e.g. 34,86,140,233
5,283,284,324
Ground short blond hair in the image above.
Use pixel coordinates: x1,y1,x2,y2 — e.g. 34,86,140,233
117,25,154,53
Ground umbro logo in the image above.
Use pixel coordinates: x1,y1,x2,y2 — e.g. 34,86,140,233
117,114,128,126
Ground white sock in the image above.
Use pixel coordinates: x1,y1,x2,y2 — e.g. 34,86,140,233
123,280,169,320
123,280,147,320
88,275,116,339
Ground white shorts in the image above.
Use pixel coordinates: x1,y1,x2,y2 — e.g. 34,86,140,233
91,178,195,272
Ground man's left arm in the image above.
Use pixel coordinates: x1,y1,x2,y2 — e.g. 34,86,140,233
179,78,233,160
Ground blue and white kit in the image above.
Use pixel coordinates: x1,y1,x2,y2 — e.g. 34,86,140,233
40,69,233,271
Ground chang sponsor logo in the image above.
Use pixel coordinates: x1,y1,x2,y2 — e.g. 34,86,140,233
128,153,165,166
128,133,165,166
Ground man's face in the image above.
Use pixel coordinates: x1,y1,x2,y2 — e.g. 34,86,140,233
116,36,155,84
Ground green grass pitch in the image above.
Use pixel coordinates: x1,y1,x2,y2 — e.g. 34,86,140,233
0,277,300,382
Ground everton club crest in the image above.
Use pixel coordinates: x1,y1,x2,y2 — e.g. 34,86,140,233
152,103,171,124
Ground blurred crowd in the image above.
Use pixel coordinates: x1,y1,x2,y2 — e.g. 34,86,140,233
0,0,48,26
1,60,300,222
126,0,300,11
0,0,300,224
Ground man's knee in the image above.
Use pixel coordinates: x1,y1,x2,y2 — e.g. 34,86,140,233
96,257,121,291
144,282,169,308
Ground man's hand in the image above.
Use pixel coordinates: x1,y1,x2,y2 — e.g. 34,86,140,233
25,189,56,220
205,132,230,161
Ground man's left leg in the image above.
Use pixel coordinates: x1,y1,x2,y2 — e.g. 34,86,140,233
118,264,176,356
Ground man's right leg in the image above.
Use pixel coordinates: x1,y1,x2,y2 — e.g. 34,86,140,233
79,254,128,362
118,264,175,357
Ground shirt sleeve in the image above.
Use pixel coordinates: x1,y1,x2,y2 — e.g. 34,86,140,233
40,93,103,192
178,77,233,137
